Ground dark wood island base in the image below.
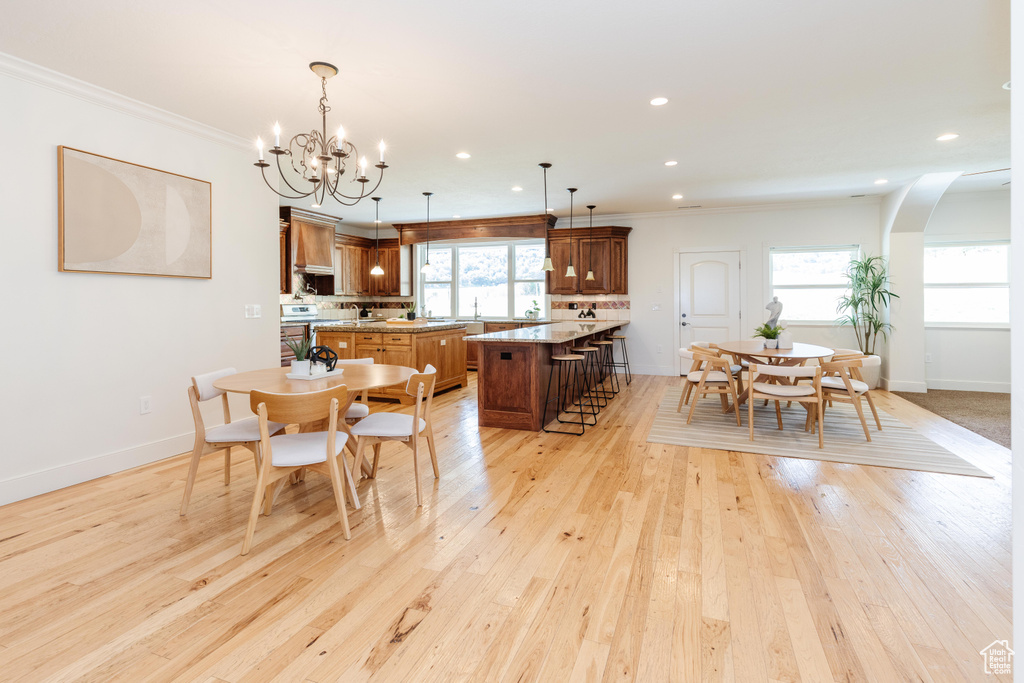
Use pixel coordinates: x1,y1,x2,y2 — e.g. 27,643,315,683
471,321,626,431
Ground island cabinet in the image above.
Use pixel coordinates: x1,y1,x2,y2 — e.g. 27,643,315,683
545,226,631,295
318,327,467,404
467,321,548,370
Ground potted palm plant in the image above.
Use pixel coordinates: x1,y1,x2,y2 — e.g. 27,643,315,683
835,254,898,388
285,337,314,375
753,323,784,348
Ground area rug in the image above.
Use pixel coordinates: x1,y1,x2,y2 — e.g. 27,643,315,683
647,387,991,478
894,389,1011,449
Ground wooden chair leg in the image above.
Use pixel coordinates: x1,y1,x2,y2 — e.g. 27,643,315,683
411,437,422,506
851,394,871,441
677,382,690,412
223,447,232,485
371,443,383,477
241,467,268,555
179,440,206,516
719,391,729,412
342,456,361,510
351,438,368,481
774,400,783,430
425,425,439,479
748,392,755,441
325,454,352,540
817,401,824,449
864,392,882,430
686,378,707,425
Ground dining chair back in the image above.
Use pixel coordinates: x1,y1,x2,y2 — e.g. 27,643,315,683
350,364,439,506
241,383,356,554
747,363,824,448
180,368,285,516
819,356,882,440
677,348,742,427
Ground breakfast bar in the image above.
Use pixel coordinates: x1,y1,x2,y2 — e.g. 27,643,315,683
467,321,626,431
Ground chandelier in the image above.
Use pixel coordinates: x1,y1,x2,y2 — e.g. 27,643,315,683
254,61,388,207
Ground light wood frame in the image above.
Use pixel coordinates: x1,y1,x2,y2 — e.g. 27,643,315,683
819,357,883,441
747,363,824,448
677,348,743,427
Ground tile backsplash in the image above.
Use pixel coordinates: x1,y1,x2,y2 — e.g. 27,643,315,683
549,294,630,321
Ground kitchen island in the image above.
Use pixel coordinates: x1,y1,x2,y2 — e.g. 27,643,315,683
316,321,467,403
466,321,627,430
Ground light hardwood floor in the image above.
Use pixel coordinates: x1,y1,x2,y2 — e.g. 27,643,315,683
0,375,1011,682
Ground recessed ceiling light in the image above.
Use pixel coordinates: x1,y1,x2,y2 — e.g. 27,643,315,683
664,160,678,166
456,152,471,159
453,214,461,218
512,186,523,192
874,179,888,185
1003,81,1011,91
650,97,669,106
672,194,683,199
936,133,959,141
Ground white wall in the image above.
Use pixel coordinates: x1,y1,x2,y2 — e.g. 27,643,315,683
924,190,1011,392
602,200,880,375
0,56,279,504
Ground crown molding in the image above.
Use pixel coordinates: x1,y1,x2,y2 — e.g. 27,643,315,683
587,195,883,223
0,51,250,150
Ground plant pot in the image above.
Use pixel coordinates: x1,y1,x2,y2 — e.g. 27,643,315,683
764,339,779,349
860,356,881,389
525,310,539,320
407,311,416,321
359,309,369,318
290,359,311,376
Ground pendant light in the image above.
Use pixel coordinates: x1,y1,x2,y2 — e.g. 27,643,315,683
370,197,384,276
540,163,554,271
565,188,577,278
420,192,433,274
585,204,596,281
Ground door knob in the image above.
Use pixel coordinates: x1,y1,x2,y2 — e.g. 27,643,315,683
681,321,689,326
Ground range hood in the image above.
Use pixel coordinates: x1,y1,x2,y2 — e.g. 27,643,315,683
292,217,335,276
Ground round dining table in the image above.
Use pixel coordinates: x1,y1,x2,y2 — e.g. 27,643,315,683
715,340,834,407
214,364,417,487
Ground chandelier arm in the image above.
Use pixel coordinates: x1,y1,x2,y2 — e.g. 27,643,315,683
259,163,311,200
275,151,315,197
328,168,385,201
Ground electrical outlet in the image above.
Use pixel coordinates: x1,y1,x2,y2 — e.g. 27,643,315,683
924,353,933,363
656,344,663,354
440,339,446,346
651,303,661,311
339,341,347,349
244,304,262,319
590,303,597,309
568,302,578,310
140,396,152,414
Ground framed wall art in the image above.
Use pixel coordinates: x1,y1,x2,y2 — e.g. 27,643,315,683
58,146,212,278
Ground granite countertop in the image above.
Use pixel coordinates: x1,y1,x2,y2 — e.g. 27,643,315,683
465,320,626,344
426,318,554,324
315,321,468,334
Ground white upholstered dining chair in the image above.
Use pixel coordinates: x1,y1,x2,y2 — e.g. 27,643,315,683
819,356,882,441
243,383,358,555
350,365,439,506
678,348,742,427
747,363,824,448
180,368,285,516
335,357,374,422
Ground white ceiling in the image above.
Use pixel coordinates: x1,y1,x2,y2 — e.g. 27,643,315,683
1,0,1010,227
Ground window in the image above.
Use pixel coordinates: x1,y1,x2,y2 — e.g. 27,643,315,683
769,246,858,322
418,240,547,319
924,242,1009,325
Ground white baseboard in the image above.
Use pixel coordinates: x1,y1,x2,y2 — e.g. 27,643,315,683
925,379,1011,393
0,433,193,507
631,365,677,377
886,379,929,393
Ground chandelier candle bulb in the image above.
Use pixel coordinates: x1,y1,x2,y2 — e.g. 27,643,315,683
274,122,281,148
360,157,367,178
379,141,385,162
257,137,264,161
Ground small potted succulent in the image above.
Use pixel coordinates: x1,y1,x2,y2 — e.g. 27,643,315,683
285,337,314,375
405,300,417,321
525,299,541,320
753,323,784,349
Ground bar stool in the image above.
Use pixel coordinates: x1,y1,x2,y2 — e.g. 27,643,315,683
571,346,610,410
606,334,631,385
592,339,619,395
542,354,597,435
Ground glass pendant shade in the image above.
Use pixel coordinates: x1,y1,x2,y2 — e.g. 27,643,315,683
540,163,554,271
585,270,595,281
371,263,384,275
420,259,430,274
542,257,554,271
420,191,433,275
565,264,577,278
371,196,385,277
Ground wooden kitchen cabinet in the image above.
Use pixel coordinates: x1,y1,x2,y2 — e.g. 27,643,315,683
280,324,308,367
344,328,468,402
545,226,631,295
279,221,290,294
314,331,355,361
370,244,401,297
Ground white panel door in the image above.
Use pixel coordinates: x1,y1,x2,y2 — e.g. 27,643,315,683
678,251,741,364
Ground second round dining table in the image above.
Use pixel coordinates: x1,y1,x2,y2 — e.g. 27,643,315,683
714,340,834,408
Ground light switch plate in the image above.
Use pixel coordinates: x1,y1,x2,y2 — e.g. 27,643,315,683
244,304,262,319
651,303,661,311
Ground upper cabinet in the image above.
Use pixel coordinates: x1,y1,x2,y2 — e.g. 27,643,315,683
281,207,337,276
333,236,407,296
545,226,631,295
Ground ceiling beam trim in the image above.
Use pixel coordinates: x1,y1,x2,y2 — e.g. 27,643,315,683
392,213,557,245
